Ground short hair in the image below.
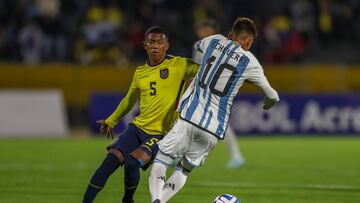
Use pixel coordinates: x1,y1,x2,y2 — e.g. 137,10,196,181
230,17,257,38
195,19,220,33
144,26,169,40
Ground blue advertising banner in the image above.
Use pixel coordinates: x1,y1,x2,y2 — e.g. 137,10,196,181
89,93,360,135
231,94,360,134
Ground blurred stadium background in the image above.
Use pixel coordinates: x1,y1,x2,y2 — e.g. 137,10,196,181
0,0,360,202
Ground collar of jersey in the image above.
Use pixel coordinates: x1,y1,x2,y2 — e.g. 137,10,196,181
146,54,172,67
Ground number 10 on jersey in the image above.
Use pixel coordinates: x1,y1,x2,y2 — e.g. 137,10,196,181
199,56,238,97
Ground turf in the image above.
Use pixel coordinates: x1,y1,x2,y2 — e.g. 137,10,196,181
0,136,359,203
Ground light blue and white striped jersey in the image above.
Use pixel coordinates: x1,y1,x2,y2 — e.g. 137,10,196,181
179,34,279,139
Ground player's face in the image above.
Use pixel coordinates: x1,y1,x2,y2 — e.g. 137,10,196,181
196,26,216,39
144,33,169,61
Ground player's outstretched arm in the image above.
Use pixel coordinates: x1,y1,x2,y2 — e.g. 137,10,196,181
105,76,140,129
96,119,114,139
245,61,279,110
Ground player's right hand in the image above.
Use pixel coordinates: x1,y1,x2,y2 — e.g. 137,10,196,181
263,96,278,110
96,120,114,139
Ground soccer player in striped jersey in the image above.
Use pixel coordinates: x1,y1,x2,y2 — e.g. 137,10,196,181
82,26,199,203
194,19,246,169
149,17,279,203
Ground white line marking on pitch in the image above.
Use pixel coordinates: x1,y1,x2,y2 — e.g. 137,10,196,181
193,181,360,191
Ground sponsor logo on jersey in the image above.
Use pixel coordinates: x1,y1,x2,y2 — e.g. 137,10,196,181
160,68,169,79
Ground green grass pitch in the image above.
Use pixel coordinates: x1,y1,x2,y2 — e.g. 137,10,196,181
0,136,359,203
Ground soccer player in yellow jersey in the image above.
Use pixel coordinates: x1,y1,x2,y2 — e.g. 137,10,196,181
82,26,199,203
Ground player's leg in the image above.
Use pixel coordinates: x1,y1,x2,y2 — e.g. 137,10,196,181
224,127,245,168
122,149,147,203
149,151,173,203
82,124,139,203
160,123,218,202
122,134,163,203
160,158,192,203
149,119,190,203
82,148,124,203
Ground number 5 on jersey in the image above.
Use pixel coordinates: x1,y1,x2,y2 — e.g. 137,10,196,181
150,81,156,96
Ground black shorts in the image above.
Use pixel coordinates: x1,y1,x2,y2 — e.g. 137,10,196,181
107,123,163,170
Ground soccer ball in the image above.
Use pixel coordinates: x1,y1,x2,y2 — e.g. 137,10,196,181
213,194,241,203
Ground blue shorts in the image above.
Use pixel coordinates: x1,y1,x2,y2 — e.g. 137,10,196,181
107,123,163,170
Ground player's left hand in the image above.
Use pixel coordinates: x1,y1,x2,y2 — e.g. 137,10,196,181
263,96,277,110
97,120,114,139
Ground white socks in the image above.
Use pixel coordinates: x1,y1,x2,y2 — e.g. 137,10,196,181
149,162,188,203
161,169,188,202
149,162,167,202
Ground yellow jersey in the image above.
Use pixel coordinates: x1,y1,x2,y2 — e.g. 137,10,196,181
106,55,199,135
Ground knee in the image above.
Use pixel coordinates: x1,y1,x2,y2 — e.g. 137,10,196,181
108,148,125,165
125,154,143,169
126,148,152,169
176,159,193,175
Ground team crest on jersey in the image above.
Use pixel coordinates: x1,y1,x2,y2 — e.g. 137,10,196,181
160,68,169,79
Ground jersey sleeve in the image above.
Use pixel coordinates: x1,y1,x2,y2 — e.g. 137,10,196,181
105,72,140,128
245,57,280,103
